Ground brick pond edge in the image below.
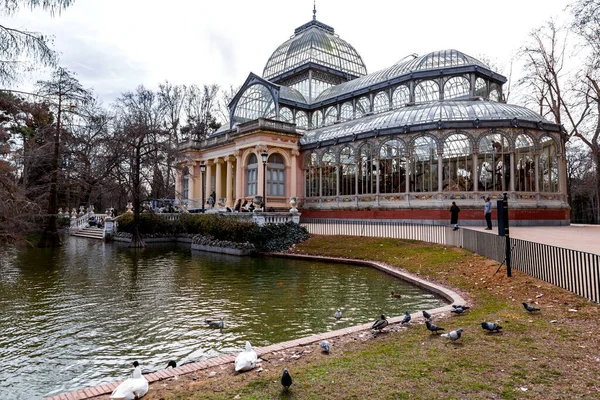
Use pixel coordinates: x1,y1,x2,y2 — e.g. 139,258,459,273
44,253,465,400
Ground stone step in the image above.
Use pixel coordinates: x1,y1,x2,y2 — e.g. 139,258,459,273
71,228,104,240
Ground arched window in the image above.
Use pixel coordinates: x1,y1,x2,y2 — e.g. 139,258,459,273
233,84,275,124
305,153,319,197
340,102,353,121
312,110,323,128
444,76,471,100
182,167,190,199
295,111,308,129
392,85,410,108
442,134,473,191
379,139,406,193
478,134,510,192
279,107,293,123
267,153,285,196
321,150,337,197
540,136,558,192
356,97,370,118
414,80,440,103
373,91,389,113
324,106,337,126
358,144,375,194
515,134,535,192
247,154,258,196
339,146,355,196
410,136,438,192
474,78,487,97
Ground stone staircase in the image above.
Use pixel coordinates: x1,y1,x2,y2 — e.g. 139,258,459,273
71,226,104,240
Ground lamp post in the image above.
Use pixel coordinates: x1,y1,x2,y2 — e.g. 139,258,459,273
200,163,206,213
261,151,268,211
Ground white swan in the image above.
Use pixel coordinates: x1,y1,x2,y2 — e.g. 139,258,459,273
110,363,149,400
234,341,258,372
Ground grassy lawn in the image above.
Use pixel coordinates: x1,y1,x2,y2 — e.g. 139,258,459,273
100,235,600,399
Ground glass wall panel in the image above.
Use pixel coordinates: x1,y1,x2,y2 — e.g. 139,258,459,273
339,146,356,196
489,89,500,102
392,85,410,108
321,150,337,197
478,134,510,191
247,154,258,196
539,137,558,192
414,80,440,103
279,107,293,122
305,152,319,197
358,144,375,194
475,77,487,97
233,84,276,124
340,102,353,122
379,139,406,193
325,106,338,126
444,76,471,100
373,91,389,114
515,134,535,191
312,110,323,128
267,153,285,196
410,136,438,192
356,97,370,118
296,111,308,129
442,134,473,191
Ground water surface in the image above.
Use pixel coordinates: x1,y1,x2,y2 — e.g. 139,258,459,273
0,237,444,398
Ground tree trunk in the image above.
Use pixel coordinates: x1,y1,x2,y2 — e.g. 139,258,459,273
38,94,62,248
129,140,146,248
595,149,600,224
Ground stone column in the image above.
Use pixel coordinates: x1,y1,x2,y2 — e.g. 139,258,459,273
187,162,196,208
558,153,567,197
405,157,411,194
290,149,299,198
437,152,443,194
226,156,233,207
472,152,479,192
534,153,540,193
205,160,213,200
234,150,242,201
215,158,224,201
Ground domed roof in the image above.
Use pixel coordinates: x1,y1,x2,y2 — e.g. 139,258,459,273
263,18,367,81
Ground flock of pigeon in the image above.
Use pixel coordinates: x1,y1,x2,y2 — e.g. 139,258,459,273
109,302,540,398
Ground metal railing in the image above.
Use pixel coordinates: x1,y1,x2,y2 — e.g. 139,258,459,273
301,218,600,303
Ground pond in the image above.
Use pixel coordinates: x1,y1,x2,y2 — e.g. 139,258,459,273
0,237,445,399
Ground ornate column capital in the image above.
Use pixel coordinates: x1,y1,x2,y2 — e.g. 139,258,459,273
254,144,268,153
291,148,300,157
216,158,225,165
233,149,241,157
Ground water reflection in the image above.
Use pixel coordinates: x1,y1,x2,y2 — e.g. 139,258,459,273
0,238,444,399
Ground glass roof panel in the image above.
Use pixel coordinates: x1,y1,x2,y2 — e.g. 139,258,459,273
300,100,553,145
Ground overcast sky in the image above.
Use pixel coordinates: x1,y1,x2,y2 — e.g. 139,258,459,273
4,0,573,105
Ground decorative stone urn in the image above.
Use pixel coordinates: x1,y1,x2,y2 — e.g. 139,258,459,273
79,206,85,215
289,197,298,213
126,202,133,213
217,197,226,208
253,195,263,212
71,208,77,218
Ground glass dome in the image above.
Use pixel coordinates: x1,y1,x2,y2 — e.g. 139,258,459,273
263,19,367,81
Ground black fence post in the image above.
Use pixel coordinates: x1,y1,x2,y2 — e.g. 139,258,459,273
503,192,511,277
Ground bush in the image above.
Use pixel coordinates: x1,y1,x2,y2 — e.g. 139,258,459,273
250,222,310,252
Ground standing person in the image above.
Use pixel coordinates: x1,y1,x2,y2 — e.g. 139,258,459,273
450,201,460,231
209,190,216,208
234,199,242,212
484,196,492,230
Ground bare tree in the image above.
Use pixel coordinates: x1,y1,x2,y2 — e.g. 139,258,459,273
36,67,91,247
182,84,221,141
1,0,74,84
157,81,185,195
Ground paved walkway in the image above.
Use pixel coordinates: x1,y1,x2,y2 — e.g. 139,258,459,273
468,224,600,255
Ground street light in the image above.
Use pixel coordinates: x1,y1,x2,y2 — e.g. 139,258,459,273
261,151,268,212
200,163,206,213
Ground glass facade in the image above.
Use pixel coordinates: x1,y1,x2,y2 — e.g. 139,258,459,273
233,84,275,125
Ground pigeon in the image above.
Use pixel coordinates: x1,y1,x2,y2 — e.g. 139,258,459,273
206,317,224,328
281,368,293,391
451,307,467,315
425,320,445,333
441,328,463,341
452,305,470,310
481,322,502,333
401,311,411,324
422,310,431,320
334,309,342,320
372,315,389,331
522,302,540,312
390,291,402,298
320,340,330,353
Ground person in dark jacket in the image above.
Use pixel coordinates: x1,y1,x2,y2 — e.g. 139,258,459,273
450,201,460,230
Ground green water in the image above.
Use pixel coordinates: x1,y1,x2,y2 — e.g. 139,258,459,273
0,237,444,399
